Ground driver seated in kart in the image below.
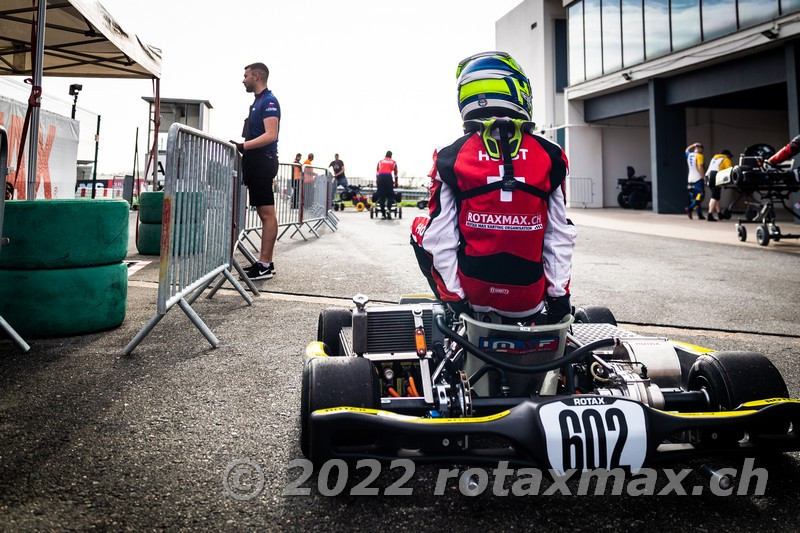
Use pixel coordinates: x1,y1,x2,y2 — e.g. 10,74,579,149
410,51,576,325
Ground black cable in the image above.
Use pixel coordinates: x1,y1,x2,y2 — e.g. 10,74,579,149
434,314,616,374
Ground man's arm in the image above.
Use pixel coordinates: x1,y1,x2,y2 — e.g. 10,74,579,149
686,142,701,152
244,117,278,150
769,135,800,165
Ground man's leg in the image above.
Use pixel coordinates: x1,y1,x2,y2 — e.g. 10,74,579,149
258,204,277,263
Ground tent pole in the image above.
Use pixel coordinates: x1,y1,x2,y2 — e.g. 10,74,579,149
91,115,101,199
26,0,46,201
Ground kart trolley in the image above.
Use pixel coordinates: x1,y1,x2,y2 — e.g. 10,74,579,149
716,143,800,246
370,191,403,220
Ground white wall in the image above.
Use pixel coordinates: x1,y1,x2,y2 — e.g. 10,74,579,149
597,112,651,206
565,99,604,207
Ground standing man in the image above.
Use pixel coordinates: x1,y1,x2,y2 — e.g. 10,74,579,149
329,154,348,189
291,153,302,209
376,150,398,219
240,62,280,280
303,153,314,166
705,149,732,222
685,142,705,220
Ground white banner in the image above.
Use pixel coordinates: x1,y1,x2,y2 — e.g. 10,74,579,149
0,95,80,200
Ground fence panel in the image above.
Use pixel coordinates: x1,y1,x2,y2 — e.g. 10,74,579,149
566,177,595,208
125,124,252,355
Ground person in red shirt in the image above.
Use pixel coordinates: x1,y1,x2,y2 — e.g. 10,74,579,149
410,52,575,324
768,135,800,165
375,151,398,219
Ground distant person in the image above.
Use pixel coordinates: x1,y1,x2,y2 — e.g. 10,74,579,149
291,152,302,209
329,154,348,188
685,142,705,220
238,61,280,281
768,135,800,165
705,149,732,222
303,153,314,166
375,150,398,219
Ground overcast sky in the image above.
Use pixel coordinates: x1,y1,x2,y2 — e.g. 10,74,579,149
4,0,523,181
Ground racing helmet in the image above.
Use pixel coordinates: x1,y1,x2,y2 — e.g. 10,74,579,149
456,51,532,121
743,143,776,160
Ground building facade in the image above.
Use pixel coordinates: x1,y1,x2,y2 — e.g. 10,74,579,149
498,0,800,212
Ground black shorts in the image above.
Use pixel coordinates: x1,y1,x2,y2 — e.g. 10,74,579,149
707,171,721,200
243,152,278,207
710,186,721,200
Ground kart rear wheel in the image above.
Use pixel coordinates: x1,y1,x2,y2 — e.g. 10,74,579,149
317,308,352,356
756,224,770,246
737,225,747,242
617,192,629,209
300,356,380,461
628,189,648,210
688,351,791,443
574,305,617,326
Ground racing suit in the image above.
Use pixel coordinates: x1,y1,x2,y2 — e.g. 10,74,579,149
768,135,800,165
411,119,576,322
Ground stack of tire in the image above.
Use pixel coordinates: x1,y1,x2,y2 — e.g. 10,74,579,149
136,191,205,256
0,199,129,337
136,191,164,255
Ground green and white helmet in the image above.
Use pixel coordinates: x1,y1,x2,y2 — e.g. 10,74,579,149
456,51,532,121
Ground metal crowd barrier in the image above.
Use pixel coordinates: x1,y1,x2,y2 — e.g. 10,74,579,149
237,163,337,259
0,126,30,352
125,124,253,355
565,176,595,208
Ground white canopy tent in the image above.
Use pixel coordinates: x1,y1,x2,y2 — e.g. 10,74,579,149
0,0,161,198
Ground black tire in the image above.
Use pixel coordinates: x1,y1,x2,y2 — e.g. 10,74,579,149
370,207,374,219
300,356,380,460
617,192,629,209
737,225,747,242
628,189,648,210
317,308,352,356
772,226,781,242
756,224,770,246
0,262,127,337
688,352,790,441
0,199,128,269
138,191,164,223
398,207,403,219
574,305,617,326
417,200,428,209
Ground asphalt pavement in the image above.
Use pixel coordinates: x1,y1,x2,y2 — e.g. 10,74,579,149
1,206,799,531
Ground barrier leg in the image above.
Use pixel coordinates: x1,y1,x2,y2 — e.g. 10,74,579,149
187,276,216,305
236,239,258,266
0,315,30,352
177,298,219,348
124,312,167,355
230,258,260,296
220,268,254,305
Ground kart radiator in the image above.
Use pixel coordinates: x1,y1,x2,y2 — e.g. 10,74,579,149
364,307,434,354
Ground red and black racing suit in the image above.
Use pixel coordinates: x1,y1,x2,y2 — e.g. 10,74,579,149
411,119,576,322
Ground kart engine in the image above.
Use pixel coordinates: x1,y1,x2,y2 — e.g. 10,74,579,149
586,339,684,409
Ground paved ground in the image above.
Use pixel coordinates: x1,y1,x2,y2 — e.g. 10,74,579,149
1,207,799,530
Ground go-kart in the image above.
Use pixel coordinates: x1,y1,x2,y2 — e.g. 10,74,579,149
715,143,800,246
370,191,403,220
616,166,651,210
301,295,800,474
333,184,372,212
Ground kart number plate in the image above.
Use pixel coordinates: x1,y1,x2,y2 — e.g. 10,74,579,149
540,397,647,475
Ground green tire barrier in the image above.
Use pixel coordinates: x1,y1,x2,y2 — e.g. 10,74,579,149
138,191,164,223
138,191,206,224
0,262,127,337
136,222,162,255
137,222,206,256
0,199,129,269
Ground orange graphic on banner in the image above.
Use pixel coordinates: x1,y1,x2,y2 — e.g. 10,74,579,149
0,111,55,199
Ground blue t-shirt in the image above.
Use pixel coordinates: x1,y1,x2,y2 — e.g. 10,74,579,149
247,90,280,156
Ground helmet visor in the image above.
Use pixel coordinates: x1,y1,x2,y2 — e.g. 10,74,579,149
456,51,524,78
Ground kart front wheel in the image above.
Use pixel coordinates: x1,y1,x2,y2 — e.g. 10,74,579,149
628,189,648,210
317,308,352,356
574,305,617,326
300,356,380,461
